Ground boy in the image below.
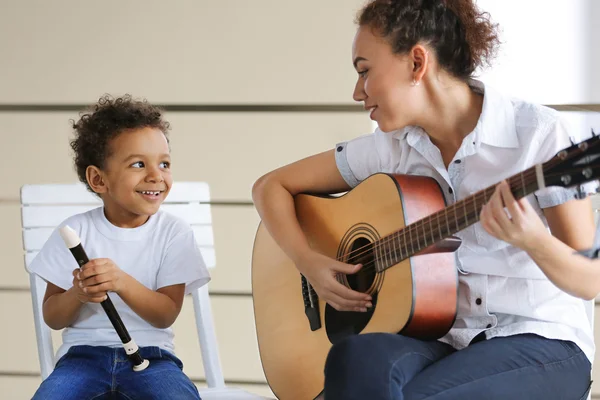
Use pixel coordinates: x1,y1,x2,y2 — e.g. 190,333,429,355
28,95,209,399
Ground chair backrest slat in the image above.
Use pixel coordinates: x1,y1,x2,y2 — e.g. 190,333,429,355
23,220,215,250
22,203,212,228
20,182,210,205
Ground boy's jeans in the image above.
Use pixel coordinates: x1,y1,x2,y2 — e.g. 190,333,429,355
32,345,201,400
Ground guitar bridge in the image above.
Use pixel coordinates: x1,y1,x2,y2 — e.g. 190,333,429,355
301,275,321,331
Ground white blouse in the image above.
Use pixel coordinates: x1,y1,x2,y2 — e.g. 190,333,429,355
335,80,596,362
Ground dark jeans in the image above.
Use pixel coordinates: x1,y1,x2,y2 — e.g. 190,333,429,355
32,345,201,400
324,333,591,400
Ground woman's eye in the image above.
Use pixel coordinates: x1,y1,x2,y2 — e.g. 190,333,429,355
358,70,368,78
160,161,171,169
131,161,144,168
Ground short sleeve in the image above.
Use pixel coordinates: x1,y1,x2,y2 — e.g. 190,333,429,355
157,229,211,294
27,223,82,291
335,132,385,188
534,117,599,208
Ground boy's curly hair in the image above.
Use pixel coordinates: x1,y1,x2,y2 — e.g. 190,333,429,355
70,94,171,193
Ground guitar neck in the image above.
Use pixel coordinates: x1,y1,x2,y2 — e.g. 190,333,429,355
374,165,541,272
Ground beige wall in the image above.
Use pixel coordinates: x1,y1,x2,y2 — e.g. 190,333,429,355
2,1,599,399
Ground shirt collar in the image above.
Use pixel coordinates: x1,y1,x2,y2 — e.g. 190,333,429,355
470,79,519,149
393,79,519,149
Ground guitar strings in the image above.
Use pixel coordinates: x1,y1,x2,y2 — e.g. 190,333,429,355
341,168,587,278
333,147,576,266
333,159,591,277
333,167,540,269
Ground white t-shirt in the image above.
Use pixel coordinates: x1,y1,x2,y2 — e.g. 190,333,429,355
335,79,596,363
27,206,211,362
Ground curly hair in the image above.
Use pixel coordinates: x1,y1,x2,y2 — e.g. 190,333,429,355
70,94,171,193
357,0,500,80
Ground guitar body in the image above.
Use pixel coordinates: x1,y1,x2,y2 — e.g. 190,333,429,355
252,173,459,400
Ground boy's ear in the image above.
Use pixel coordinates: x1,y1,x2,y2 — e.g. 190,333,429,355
86,165,107,194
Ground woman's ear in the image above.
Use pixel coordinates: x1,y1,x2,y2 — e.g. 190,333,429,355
86,165,107,195
410,44,429,84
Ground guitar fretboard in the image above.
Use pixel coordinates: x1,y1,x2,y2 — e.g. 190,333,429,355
372,166,540,272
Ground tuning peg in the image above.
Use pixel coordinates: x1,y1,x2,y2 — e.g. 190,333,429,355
593,129,597,137
570,136,576,145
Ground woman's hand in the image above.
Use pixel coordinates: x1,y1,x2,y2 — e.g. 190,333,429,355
295,251,372,312
479,180,550,251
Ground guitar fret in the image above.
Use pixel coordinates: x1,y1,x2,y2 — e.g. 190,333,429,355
403,227,408,258
454,204,460,231
463,200,468,227
409,224,415,255
430,215,436,244
383,239,392,267
445,210,450,237
437,211,443,240
421,221,428,249
391,236,396,265
520,172,526,198
412,225,418,253
397,235,402,261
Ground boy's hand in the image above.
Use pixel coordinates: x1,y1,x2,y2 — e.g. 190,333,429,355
75,258,129,298
71,269,107,303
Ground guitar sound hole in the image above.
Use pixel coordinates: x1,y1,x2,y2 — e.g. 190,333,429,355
325,236,378,344
345,237,376,293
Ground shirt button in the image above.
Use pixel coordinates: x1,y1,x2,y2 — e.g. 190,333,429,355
476,298,482,305
448,187,453,194
336,146,343,152
486,324,492,329
454,159,461,164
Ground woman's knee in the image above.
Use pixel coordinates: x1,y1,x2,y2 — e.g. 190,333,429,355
325,333,414,376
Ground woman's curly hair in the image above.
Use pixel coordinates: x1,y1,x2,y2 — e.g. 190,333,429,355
70,94,170,193
357,0,500,80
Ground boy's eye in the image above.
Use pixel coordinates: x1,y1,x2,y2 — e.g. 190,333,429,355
160,161,170,169
131,161,144,168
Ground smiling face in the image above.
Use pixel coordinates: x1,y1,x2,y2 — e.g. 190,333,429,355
352,25,426,132
86,126,172,228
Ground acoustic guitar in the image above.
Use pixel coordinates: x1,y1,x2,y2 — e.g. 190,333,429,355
252,133,600,400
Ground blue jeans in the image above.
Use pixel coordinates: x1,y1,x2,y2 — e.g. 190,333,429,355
324,333,591,400
32,345,201,400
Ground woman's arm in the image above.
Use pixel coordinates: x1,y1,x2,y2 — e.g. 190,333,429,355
480,181,599,300
252,149,372,312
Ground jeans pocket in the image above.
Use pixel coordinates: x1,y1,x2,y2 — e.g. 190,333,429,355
557,339,583,355
160,349,184,370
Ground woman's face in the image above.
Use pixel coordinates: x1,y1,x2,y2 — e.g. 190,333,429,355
352,25,423,132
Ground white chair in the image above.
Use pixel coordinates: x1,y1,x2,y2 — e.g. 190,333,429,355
21,182,271,400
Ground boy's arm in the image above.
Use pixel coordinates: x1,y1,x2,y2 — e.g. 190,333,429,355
117,277,185,329
78,258,184,329
42,271,108,330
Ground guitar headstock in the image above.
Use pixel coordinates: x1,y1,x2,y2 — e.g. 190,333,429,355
543,131,600,189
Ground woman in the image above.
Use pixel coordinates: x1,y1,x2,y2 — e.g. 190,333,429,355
252,0,596,398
